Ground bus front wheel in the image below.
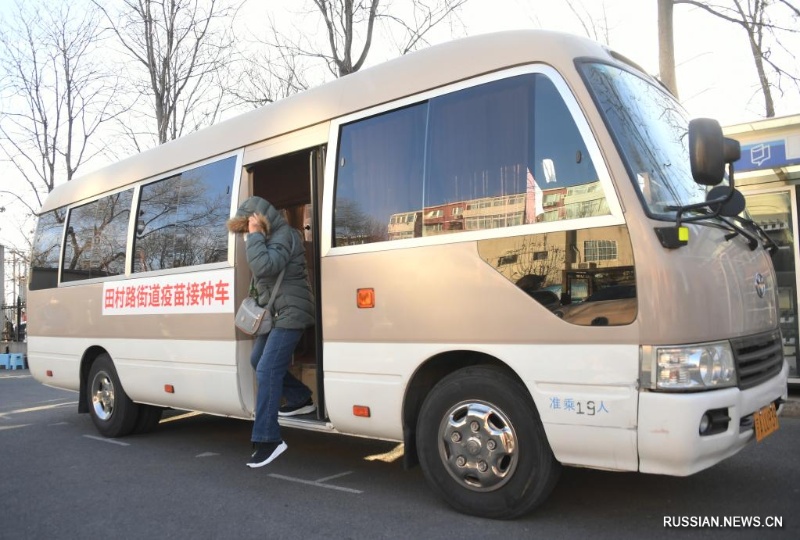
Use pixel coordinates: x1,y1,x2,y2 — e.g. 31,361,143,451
86,353,139,438
416,365,561,519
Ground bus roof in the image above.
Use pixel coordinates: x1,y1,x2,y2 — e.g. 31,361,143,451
40,29,620,213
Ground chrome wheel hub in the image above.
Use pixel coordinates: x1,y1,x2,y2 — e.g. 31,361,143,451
91,371,115,421
438,400,518,492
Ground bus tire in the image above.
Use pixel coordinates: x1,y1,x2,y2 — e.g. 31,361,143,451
416,365,560,519
86,353,139,438
132,405,163,435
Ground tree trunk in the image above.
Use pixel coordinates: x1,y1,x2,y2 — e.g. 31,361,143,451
746,31,775,117
657,0,679,97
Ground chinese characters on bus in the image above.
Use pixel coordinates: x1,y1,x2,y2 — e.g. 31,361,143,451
549,396,609,416
102,269,234,315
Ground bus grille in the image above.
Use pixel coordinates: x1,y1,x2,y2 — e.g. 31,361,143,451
730,330,784,390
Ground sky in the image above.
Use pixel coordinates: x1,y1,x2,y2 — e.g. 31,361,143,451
416,0,800,125
251,0,799,123
1,0,799,302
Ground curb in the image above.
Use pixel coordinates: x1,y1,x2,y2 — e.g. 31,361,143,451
782,397,800,419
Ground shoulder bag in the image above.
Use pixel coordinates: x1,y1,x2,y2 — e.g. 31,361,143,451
234,269,285,336
235,234,294,336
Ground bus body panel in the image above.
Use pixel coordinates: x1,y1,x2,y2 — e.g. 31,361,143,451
320,239,643,470
625,215,779,346
319,241,639,345
27,336,249,417
26,268,251,418
26,271,236,341
323,341,641,471
27,336,82,392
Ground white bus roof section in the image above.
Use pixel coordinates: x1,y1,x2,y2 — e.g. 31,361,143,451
41,30,619,213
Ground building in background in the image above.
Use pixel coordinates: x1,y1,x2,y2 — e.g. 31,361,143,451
1,244,27,344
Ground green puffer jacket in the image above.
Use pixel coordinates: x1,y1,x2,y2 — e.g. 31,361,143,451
234,196,314,330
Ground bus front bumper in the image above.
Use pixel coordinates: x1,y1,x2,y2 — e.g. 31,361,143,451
637,361,788,476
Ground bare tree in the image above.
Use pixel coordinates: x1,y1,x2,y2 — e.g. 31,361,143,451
658,0,678,96
565,0,612,45
243,0,467,108
0,0,121,222
93,0,240,147
229,20,312,108
379,0,469,56
315,0,467,77
334,198,387,245
312,0,382,77
659,0,800,117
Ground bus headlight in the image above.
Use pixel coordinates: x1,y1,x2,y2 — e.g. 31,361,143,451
655,342,736,390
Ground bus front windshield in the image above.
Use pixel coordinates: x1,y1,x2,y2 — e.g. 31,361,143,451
581,61,708,219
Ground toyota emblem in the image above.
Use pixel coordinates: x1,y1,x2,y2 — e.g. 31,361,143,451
754,272,766,298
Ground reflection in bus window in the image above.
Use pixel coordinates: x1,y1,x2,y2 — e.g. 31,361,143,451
581,62,706,217
334,73,608,246
29,207,67,290
335,103,426,246
133,156,235,272
62,190,133,283
477,225,636,326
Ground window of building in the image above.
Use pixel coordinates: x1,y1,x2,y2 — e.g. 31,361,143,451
62,190,133,282
498,253,518,266
133,156,235,273
584,240,618,262
533,251,548,261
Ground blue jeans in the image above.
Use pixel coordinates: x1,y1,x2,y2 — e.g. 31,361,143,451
250,327,310,443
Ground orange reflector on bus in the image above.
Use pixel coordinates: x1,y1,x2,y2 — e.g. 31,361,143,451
353,405,371,418
164,384,175,394
46,370,53,377
356,288,375,309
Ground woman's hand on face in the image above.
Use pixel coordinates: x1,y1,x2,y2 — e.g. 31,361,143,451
248,214,260,234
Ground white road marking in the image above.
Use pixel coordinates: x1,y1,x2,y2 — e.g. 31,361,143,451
0,401,76,418
315,471,354,483
196,452,219,458
83,435,130,446
269,473,363,494
0,424,31,431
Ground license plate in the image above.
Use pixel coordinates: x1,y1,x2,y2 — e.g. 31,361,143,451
753,403,779,442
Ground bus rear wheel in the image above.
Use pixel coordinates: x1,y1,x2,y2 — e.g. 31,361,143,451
416,365,561,519
87,353,139,438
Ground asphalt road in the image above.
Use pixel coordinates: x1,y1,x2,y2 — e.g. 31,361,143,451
1,370,797,540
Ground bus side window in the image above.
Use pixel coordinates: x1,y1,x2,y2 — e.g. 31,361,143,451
133,156,235,273
333,72,611,248
30,207,67,290
530,76,607,223
61,190,133,283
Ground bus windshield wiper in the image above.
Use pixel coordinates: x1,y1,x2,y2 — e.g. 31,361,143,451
665,201,761,251
730,215,779,255
717,216,759,251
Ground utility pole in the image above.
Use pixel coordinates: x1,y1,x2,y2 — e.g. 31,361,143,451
0,244,5,309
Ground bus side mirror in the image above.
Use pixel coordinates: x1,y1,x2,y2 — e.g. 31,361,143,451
724,137,741,163
706,186,746,217
689,118,740,186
